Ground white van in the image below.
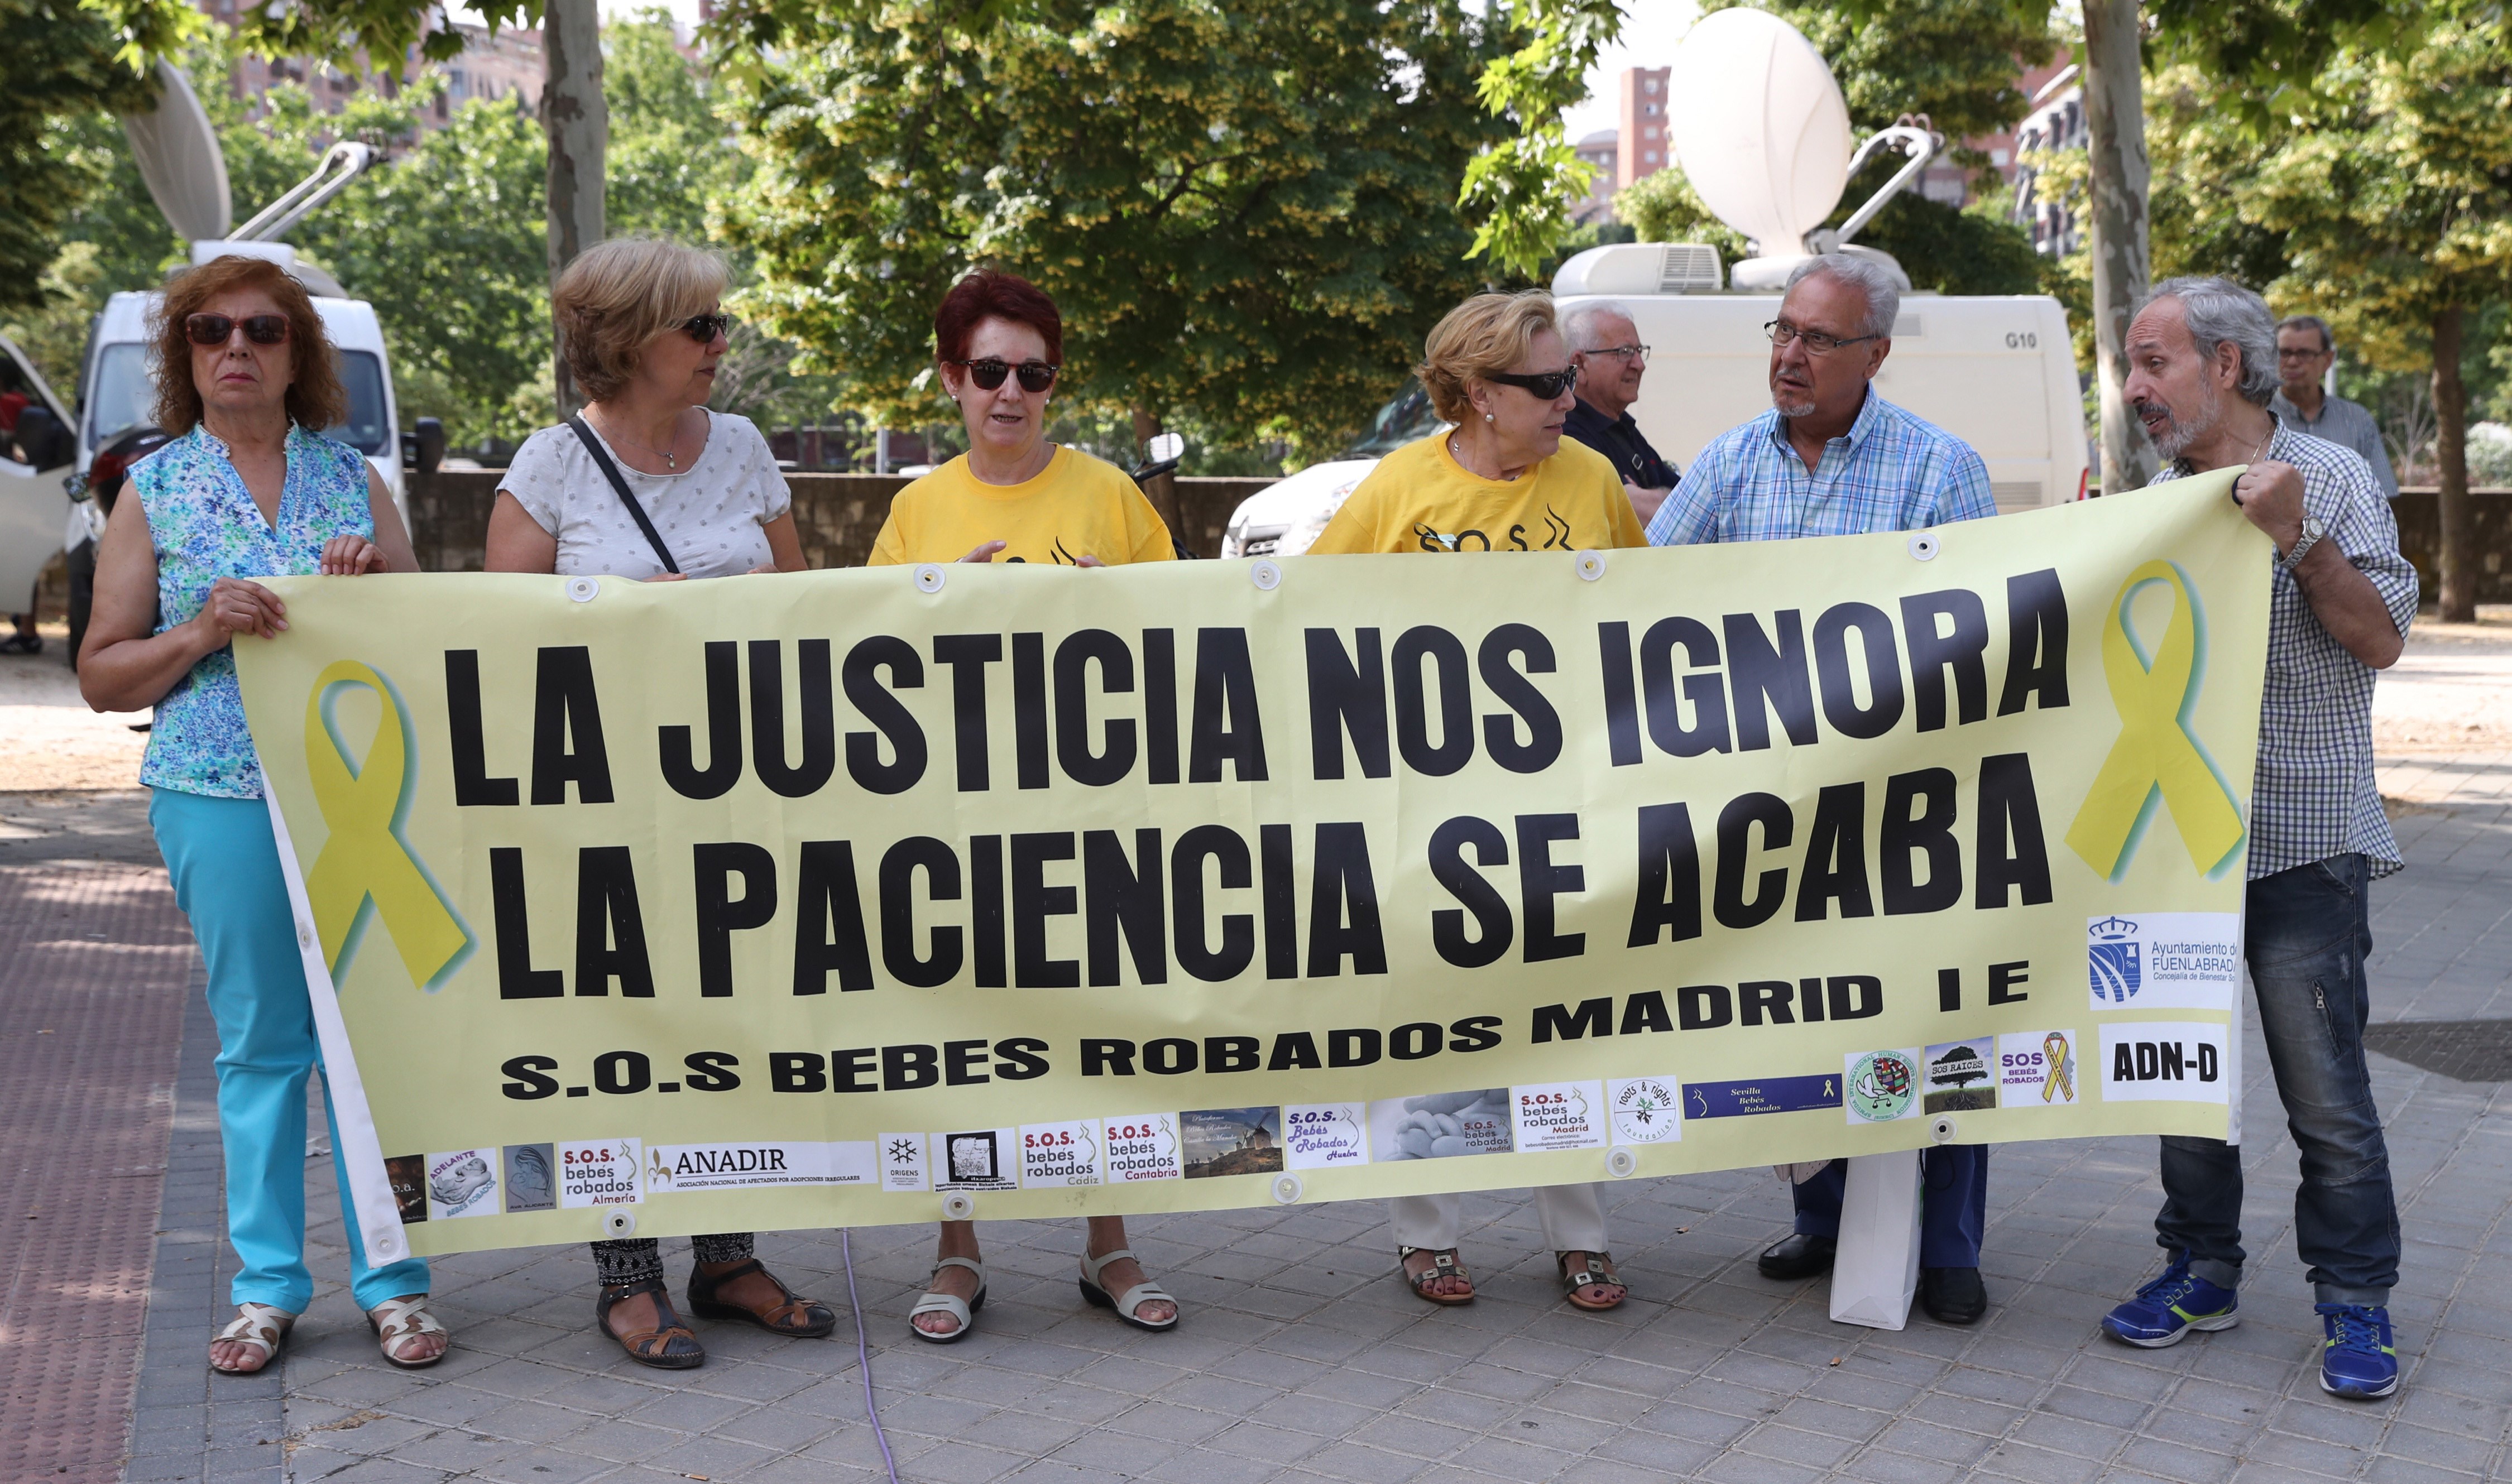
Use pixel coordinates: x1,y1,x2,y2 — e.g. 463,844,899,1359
1223,243,2089,558
0,335,79,614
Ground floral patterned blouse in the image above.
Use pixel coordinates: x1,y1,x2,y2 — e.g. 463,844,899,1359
135,424,376,799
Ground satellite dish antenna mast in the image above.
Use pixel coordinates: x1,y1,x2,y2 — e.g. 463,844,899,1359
1663,8,1944,291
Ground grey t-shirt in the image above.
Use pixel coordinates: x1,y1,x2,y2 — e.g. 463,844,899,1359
2271,391,2398,499
500,410,792,579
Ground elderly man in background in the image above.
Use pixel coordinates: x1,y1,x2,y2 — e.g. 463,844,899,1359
2273,314,2398,499
2102,277,2415,1402
1648,253,2000,1325
1562,300,1679,523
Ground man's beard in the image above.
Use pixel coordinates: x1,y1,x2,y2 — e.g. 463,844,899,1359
1773,393,1818,419
2137,378,2222,460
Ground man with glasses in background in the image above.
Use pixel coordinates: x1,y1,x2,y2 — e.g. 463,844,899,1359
2273,315,2398,499
1562,301,1679,523
1648,253,2001,1325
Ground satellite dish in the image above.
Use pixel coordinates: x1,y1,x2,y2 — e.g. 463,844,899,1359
121,61,232,242
1665,9,1851,257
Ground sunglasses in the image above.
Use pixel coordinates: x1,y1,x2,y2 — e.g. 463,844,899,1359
186,313,289,347
1484,367,1578,400
951,358,1060,394
681,312,734,343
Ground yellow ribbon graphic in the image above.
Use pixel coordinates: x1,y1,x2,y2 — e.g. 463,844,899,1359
2043,1032,2074,1103
2064,561,2247,878
303,660,472,987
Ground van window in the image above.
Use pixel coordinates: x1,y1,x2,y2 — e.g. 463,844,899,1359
1340,381,1445,459
86,342,390,455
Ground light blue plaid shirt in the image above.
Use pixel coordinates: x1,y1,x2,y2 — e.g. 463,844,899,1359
1645,388,1997,545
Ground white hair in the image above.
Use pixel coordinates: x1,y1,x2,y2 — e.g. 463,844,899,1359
1786,254,1900,340
1560,299,1634,352
2139,276,2280,407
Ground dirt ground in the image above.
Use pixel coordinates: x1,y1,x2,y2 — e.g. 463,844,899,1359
0,621,150,791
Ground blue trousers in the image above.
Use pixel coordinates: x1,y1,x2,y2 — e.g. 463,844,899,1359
2156,854,2399,1305
152,788,430,1313
1792,1147,1988,1268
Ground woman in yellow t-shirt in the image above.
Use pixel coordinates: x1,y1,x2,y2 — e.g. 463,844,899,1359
1310,290,1638,1314
867,271,1176,568
878,272,1181,1347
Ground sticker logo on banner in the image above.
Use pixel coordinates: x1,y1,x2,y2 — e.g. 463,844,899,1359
1019,1122,1104,1188
1921,1043,1996,1115
1609,1077,1685,1144
2090,916,2142,1003
1512,1082,1609,1152
1102,1116,1185,1182
1845,1050,1920,1123
557,1140,640,1208
2099,1022,2231,1103
1283,1104,1369,1170
936,1128,1019,1192
426,1149,498,1218
2087,913,2242,1011
880,1134,929,1193
502,1144,555,1212
1372,1091,1513,1161
1182,1107,1282,1178
1998,1030,2079,1106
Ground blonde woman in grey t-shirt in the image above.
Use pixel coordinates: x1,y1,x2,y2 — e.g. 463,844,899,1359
487,238,816,1370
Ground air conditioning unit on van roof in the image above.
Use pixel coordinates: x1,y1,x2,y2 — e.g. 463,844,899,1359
1553,243,1723,298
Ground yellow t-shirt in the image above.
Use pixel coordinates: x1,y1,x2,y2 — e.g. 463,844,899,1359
867,446,1178,566
1306,431,1648,555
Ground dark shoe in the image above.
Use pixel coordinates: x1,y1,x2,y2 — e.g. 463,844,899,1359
597,1278,706,1369
1919,1266,1988,1324
687,1259,837,1338
1758,1233,1836,1281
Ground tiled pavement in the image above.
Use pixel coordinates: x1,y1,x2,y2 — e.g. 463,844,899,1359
229,756,2512,1484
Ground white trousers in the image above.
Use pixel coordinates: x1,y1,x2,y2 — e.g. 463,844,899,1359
1388,1183,1608,1253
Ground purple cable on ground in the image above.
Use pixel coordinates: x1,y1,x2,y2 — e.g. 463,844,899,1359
842,1228,903,1484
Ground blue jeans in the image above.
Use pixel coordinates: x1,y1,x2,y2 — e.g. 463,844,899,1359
1792,1147,1987,1267
2155,853,2399,1305
152,788,430,1314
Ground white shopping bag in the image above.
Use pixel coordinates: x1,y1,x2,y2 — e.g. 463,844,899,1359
1829,1149,1923,1330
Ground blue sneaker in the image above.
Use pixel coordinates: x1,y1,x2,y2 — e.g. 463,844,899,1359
2317,1304,2399,1399
2102,1256,2240,1347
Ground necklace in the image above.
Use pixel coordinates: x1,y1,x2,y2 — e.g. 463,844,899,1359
597,411,687,470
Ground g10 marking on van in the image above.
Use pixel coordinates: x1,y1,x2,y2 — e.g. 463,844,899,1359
2006,332,2040,350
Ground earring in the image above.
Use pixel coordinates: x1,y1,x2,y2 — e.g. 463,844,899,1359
1484,413,1494,422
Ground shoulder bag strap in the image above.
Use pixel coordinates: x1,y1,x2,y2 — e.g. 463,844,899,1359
567,414,680,575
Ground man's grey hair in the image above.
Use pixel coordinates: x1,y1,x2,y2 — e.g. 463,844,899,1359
1786,254,1900,340
2139,276,2280,407
2278,313,2334,354
1560,299,1632,352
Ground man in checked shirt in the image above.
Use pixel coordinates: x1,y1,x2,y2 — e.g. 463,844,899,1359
1648,253,2002,1326
2098,276,2415,1401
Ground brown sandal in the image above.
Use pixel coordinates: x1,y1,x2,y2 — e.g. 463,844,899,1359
1399,1246,1475,1306
1557,1250,1627,1312
596,1278,705,1369
687,1259,837,1338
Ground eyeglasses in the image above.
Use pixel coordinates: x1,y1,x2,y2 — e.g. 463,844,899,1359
186,313,289,347
2276,346,2329,361
1579,344,1651,361
1484,368,1578,400
1765,320,1879,355
681,313,734,343
951,358,1060,394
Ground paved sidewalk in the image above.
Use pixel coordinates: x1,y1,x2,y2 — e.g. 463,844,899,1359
247,772,2512,1484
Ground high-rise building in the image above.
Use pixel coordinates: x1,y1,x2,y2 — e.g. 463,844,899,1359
1617,65,1672,193
1573,129,1620,225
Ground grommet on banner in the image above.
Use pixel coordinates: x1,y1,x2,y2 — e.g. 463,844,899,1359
565,575,600,603
1930,1115,1958,1144
1907,533,1940,562
1605,1146,1638,1179
940,1192,976,1222
601,1206,637,1237
1271,1173,1302,1205
1575,549,1607,582
913,564,947,593
372,1231,399,1257
1249,559,1282,591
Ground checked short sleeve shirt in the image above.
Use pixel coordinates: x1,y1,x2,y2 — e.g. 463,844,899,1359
1644,388,1996,546
2149,424,2418,880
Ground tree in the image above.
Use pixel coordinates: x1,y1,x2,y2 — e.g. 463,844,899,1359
719,0,1512,500
0,0,154,311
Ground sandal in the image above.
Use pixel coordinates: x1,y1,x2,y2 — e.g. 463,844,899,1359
1078,1247,1179,1333
211,1302,295,1376
0,632,41,656
596,1278,705,1369
367,1294,449,1368
908,1256,986,1344
1557,1250,1627,1312
687,1258,836,1338
1398,1246,1475,1306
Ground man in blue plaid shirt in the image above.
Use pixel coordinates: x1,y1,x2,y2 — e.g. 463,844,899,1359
2098,277,2416,1402
1651,254,1999,1327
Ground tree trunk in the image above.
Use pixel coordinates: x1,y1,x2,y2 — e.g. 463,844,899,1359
2433,305,2473,623
541,0,607,418
2080,0,2158,494
1131,404,1184,544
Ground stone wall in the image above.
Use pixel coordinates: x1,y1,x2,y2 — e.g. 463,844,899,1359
2388,489,2512,606
406,469,1279,572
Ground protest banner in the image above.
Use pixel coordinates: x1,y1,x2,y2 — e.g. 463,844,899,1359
236,470,2264,1260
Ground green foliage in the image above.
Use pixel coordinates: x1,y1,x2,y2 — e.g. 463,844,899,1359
718,0,1512,458
0,0,155,310
1456,0,1624,279
1615,169,1753,262
80,0,524,73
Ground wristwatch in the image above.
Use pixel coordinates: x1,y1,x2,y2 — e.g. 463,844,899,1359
2279,515,2327,573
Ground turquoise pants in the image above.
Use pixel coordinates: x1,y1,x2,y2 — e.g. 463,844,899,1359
151,787,430,1314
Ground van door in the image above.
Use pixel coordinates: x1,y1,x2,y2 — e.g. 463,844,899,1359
0,334,77,611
